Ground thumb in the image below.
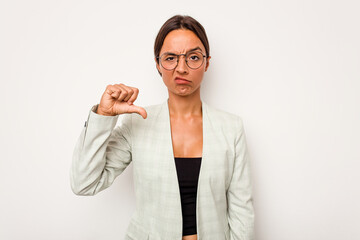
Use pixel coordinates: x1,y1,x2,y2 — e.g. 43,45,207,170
128,104,147,119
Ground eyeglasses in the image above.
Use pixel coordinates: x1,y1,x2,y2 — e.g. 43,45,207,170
157,51,207,70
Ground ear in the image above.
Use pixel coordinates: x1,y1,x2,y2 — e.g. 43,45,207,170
204,56,211,72
155,57,162,76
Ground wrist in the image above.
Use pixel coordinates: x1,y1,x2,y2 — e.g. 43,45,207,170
96,106,116,116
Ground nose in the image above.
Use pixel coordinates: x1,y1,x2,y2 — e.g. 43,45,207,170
175,55,188,73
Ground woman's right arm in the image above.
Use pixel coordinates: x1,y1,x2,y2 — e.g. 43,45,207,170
70,83,147,196
70,104,132,196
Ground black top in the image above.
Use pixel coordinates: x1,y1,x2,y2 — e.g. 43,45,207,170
174,157,202,236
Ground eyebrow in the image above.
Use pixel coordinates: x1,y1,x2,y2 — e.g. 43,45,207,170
163,46,203,55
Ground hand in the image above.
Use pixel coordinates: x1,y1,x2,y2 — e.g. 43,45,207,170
96,83,147,119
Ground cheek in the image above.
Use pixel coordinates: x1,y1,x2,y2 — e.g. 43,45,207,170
163,70,172,77
161,70,174,83
194,69,205,79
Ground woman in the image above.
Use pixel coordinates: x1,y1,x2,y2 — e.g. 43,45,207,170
70,15,255,240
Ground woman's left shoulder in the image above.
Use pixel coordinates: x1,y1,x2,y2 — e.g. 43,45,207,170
203,101,244,127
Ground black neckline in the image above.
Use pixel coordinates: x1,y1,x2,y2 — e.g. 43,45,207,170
174,157,202,159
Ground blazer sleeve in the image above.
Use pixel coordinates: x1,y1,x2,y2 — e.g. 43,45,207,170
227,117,255,240
70,104,132,196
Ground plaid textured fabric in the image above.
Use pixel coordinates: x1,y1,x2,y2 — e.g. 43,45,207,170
70,99,255,240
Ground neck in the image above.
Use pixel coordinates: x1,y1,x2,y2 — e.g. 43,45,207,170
167,90,202,118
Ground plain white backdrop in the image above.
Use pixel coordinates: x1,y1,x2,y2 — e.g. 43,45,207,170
1,0,359,239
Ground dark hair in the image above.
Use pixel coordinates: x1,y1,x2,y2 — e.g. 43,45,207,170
154,15,210,76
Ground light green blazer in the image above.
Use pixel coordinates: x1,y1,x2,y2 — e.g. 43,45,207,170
70,99,255,240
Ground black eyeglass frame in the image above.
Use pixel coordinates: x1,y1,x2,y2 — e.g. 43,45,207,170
156,51,208,70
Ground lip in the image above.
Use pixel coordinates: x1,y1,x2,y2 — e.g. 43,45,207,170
175,77,190,84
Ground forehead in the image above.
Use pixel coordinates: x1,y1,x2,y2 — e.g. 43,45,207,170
160,29,205,55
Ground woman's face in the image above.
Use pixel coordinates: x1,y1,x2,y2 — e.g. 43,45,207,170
156,29,211,97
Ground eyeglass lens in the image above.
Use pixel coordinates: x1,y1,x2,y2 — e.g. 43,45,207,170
160,51,204,70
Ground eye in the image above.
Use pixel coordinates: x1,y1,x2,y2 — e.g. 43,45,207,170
163,54,177,61
187,52,202,61
189,55,200,61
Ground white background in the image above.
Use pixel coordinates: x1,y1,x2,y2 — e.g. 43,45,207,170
1,0,359,239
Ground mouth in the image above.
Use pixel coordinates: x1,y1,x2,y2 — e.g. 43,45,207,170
175,77,191,84
175,77,190,82
175,77,189,81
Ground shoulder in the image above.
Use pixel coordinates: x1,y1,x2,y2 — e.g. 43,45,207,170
143,102,163,114
125,101,164,126
204,102,244,130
